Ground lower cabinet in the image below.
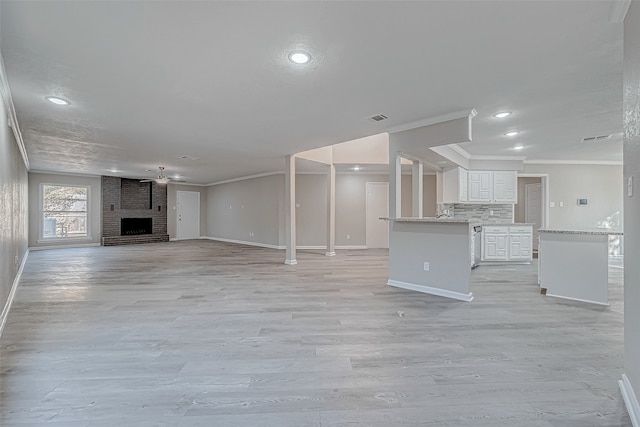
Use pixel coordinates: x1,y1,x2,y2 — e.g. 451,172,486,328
482,225,532,262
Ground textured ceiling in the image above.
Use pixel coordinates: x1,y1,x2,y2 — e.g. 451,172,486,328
0,1,623,184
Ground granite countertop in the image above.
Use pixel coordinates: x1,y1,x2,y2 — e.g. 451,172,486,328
482,222,536,226
539,228,623,236
380,217,477,224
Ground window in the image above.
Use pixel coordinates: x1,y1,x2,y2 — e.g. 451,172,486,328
41,184,89,239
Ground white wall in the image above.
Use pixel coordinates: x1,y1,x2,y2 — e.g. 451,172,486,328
206,174,284,247
623,3,640,420
0,94,28,326
27,172,102,248
167,184,207,238
522,164,623,229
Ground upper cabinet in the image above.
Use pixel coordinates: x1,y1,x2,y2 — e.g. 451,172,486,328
441,168,517,204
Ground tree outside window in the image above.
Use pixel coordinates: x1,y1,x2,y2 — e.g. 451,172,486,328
42,185,88,238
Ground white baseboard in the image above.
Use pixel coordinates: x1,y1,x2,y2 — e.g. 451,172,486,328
545,293,610,307
620,374,640,427
296,245,326,250
335,245,368,250
387,279,474,302
1,249,29,337
284,259,298,265
200,236,285,250
29,242,100,251
169,237,178,241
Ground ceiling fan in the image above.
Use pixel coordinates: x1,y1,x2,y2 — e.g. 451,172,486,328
140,166,184,184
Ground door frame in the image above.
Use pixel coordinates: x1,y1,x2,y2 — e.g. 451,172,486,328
176,190,201,240
518,174,549,230
365,181,389,249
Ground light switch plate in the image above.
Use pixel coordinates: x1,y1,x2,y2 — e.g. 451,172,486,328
629,176,634,197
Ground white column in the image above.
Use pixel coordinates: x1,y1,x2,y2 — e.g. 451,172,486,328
412,160,423,218
284,155,297,265
326,163,336,256
394,154,402,218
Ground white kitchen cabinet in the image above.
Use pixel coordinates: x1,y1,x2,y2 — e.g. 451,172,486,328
468,171,493,202
482,226,509,260
493,171,517,203
441,167,468,203
482,225,532,262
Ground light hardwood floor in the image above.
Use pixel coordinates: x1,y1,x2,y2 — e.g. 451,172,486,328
0,240,631,426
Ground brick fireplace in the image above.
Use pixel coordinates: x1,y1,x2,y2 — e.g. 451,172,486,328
101,176,170,246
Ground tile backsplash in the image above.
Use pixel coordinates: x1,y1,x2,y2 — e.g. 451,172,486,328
439,203,513,222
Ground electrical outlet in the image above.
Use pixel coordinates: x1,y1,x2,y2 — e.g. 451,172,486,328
559,201,564,207
424,262,430,271
549,202,555,208
346,234,350,240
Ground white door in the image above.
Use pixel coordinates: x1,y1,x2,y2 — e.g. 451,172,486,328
525,183,542,248
177,190,200,240
366,182,389,249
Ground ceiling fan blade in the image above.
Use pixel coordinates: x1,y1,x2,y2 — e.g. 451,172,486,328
139,179,154,182
169,179,186,183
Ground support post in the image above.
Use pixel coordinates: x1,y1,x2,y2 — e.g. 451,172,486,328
412,160,423,218
284,155,297,265
326,163,336,256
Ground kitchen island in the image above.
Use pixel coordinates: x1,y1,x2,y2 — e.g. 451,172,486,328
384,217,478,302
538,228,623,306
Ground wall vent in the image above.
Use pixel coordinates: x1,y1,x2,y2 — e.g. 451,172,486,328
581,134,612,143
370,114,388,122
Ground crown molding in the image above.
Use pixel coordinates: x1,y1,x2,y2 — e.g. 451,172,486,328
448,144,472,159
29,169,102,178
207,171,283,186
386,108,477,134
469,154,527,161
524,159,623,166
610,0,631,23
0,53,29,170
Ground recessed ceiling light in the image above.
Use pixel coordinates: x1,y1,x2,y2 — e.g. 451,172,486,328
109,168,119,173
353,166,361,171
289,51,311,64
505,131,520,137
494,112,511,118
45,96,70,105
513,145,524,150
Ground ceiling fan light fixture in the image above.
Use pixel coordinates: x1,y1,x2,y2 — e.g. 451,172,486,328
493,111,511,118
505,131,520,137
45,96,70,105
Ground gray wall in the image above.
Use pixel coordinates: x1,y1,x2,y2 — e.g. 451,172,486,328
296,174,327,247
206,174,284,247
335,173,388,247
522,164,623,229
400,174,438,217
0,99,28,322
515,177,541,223
28,172,102,248
624,2,640,413
167,184,208,238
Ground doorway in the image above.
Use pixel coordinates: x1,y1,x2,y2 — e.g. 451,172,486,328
366,182,389,248
177,190,200,240
525,183,543,250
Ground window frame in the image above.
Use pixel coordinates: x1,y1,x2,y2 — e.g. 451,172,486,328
38,183,92,243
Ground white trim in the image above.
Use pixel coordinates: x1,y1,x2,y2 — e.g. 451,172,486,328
208,171,283,186
386,108,477,134
296,245,326,250
170,237,179,241
0,53,29,170
30,169,101,178
284,259,298,265
524,159,623,165
610,0,632,23
0,249,29,337
200,236,285,250
448,144,472,159
619,374,640,426
545,293,609,306
388,279,474,302
167,181,208,187
325,251,336,257
468,154,527,161
335,245,368,250
29,242,100,251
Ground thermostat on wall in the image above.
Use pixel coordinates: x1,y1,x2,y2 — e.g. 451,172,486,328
577,198,588,205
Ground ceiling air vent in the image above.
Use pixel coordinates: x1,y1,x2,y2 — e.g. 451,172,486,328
370,114,388,122
581,134,612,143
